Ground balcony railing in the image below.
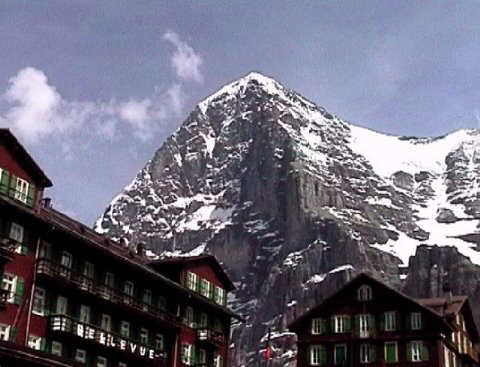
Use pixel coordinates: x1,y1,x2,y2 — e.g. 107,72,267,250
0,236,16,261
49,314,166,361
197,328,226,347
37,259,180,326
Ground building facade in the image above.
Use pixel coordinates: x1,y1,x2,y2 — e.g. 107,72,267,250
289,273,479,367
0,128,237,367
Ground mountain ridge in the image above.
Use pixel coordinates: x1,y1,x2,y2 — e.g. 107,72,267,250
95,72,480,367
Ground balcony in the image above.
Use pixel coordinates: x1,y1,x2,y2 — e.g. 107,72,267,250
36,259,180,328
49,314,167,362
197,328,226,347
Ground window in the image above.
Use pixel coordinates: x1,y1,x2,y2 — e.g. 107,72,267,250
28,335,42,350
118,363,128,367
333,315,350,333
102,272,114,299
384,311,396,331
75,349,87,363
56,296,68,315
60,251,72,277
357,285,372,301
198,349,207,364
101,314,112,332
184,306,195,328
384,342,398,364
155,334,164,351
200,278,211,298
51,341,62,356
9,222,26,254
358,314,374,338
334,344,346,365
181,343,194,365
0,167,7,194
199,312,208,328
213,318,223,333
410,312,422,330
0,324,10,341
97,356,108,367
79,305,90,324
312,318,326,335
120,321,130,338
1,273,17,303
142,289,152,311
214,354,224,367
310,345,327,366
360,344,375,363
214,286,226,305
32,288,46,315
408,341,428,362
39,241,52,259
83,261,94,278
123,281,134,304
158,296,167,310
140,328,149,345
14,177,29,203
186,272,198,291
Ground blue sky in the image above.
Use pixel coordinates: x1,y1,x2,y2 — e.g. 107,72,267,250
1,1,480,225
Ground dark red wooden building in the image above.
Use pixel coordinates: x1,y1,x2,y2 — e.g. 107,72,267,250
289,273,479,367
0,128,238,367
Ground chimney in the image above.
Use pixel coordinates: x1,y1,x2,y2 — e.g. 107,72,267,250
42,197,52,208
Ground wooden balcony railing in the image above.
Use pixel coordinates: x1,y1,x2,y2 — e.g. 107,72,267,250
37,259,180,327
197,328,226,347
49,314,166,361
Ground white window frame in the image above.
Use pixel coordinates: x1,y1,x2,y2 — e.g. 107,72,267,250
27,335,42,350
120,321,130,338
79,305,90,324
60,251,72,278
1,273,16,303
310,345,326,366
385,311,396,331
75,348,87,363
32,287,46,316
9,222,24,253
359,314,371,338
186,272,198,291
0,324,10,341
333,315,348,333
214,286,225,305
56,296,68,315
357,285,372,301
214,354,224,367
140,327,149,345
199,312,208,328
14,177,29,203
384,341,398,363
51,341,62,356
359,344,373,364
312,318,325,335
411,341,422,362
181,343,193,365
100,314,112,332
155,334,164,351
97,356,108,367
411,312,422,330
200,278,211,298
184,306,195,328
123,281,134,304
198,348,207,364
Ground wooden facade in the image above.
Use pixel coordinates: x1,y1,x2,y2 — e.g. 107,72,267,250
289,273,480,367
0,128,238,367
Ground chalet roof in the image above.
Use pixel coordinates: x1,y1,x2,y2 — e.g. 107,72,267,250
0,128,52,187
416,296,468,316
148,255,235,291
288,272,451,332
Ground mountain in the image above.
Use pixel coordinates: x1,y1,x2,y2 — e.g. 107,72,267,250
95,72,480,367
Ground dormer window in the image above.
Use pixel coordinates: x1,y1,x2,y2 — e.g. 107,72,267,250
357,285,372,301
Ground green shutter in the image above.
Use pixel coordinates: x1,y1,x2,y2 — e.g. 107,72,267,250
15,277,25,304
0,169,9,194
406,342,412,362
21,244,28,255
344,316,351,332
9,174,17,198
392,312,397,330
368,344,376,362
330,317,336,333
320,346,327,365
421,343,429,361
26,184,35,207
355,315,360,334
368,314,375,331
40,338,47,352
190,346,196,365
406,313,412,330
386,343,396,363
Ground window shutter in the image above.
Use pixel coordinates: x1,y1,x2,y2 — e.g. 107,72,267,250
9,327,17,342
421,343,429,361
393,312,398,330
355,315,360,333
344,316,351,332
0,169,9,194
406,313,412,330
190,345,196,366
26,184,35,207
368,314,375,331
380,313,386,331
330,317,335,333
40,338,47,352
15,277,25,305
21,244,28,255
369,344,376,362
8,174,17,198
406,342,412,362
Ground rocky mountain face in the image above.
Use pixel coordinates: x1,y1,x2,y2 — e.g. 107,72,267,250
95,73,480,367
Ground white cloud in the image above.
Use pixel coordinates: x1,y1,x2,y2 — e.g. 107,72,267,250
0,67,187,144
163,30,203,83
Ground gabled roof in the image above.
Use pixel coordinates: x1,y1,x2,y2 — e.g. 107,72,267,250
288,272,451,332
148,255,235,291
0,129,52,187
418,296,479,342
